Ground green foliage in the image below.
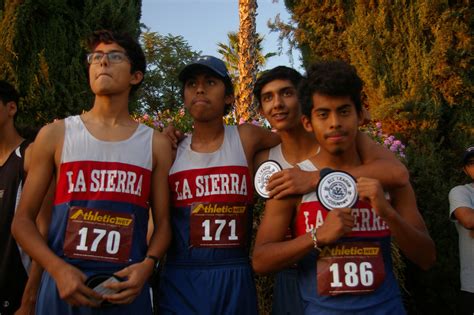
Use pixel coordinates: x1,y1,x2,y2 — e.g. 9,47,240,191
277,0,473,312
217,31,276,121
138,31,200,117
0,0,142,134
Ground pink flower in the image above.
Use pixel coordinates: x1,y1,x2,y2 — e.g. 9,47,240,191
143,114,150,121
376,122,382,129
239,117,246,125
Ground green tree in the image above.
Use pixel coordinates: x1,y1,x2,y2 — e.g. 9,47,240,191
0,0,142,133
139,31,200,117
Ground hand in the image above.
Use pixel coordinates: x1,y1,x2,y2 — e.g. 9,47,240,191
162,124,185,150
14,301,35,315
103,260,154,305
51,262,102,307
267,167,319,199
317,208,354,245
357,177,392,218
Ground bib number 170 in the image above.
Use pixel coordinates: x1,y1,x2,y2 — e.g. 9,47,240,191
76,227,121,255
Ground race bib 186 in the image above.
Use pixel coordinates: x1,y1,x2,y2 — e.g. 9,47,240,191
189,202,248,248
63,206,134,263
317,242,385,296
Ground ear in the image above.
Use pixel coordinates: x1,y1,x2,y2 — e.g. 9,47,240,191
130,71,144,86
6,101,17,118
224,94,234,106
301,115,313,133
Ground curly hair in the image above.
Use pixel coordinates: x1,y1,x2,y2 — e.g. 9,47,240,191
87,29,146,95
253,66,303,108
298,60,363,118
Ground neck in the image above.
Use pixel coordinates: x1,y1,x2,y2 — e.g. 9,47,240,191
192,119,225,142
312,145,361,171
278,126,319,165
90,94,132,124
0,122,23,161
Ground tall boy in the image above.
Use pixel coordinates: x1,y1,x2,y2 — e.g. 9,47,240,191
253,66,410,315
12,30,172,314
159,55,279,314
253,60,435,314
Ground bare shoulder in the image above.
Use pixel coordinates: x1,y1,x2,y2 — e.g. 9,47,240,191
34,120,65,153
152,130,173,165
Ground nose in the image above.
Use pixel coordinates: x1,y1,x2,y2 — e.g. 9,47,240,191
195,81,205,94
272,94,284,109
329,113,341,129
99,53,109,67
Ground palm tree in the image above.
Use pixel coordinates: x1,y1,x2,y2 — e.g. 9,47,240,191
236,0,257,122
217,31,276,121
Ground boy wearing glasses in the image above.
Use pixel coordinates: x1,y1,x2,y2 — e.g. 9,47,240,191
449,146,474,315
12,30,172,314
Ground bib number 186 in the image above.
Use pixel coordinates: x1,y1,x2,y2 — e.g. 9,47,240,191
329,262,374,288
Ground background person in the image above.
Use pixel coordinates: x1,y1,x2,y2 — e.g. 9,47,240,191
449,145,474,315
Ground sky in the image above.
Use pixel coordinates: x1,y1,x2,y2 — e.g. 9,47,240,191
140,0,303,72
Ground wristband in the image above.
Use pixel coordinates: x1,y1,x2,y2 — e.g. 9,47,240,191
310,227,322,252
145,255,160,269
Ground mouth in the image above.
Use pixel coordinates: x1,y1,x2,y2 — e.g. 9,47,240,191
272,112,289,121
192,98,210,105
96,73,112,79
325,131,348,143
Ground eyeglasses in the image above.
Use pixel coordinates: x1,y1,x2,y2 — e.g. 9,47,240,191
86,51,129,65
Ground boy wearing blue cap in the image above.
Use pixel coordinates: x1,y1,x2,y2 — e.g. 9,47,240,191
158,55,279,314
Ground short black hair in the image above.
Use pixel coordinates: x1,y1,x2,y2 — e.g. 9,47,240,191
0,80,20,120
253,66,303,108
87,29,146,94
299,60,363,118
181,67,234,116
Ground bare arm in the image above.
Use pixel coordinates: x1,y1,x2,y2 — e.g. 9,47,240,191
238,123,280,171
253,198,354,274
12,122,101,307
353,132,409,188
453,207,474,230
104,131,172,304
16,179,54,315
252,197,312,274
357,178,436,270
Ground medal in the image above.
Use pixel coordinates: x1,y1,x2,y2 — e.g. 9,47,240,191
254,160,282,198
317,168,358,210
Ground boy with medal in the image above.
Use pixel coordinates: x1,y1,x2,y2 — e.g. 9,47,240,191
12,30,172,314
252,66,410,315
253,60,435,314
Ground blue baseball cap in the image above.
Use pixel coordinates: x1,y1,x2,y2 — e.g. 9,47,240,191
178,55,232,83
463,146,474,165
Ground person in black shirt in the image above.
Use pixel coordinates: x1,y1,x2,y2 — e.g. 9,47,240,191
0,80,51,315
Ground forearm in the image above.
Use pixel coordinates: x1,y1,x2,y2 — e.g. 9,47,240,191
383,209,435,270
12,217,65,277
253,233,314,275
350,160,409,189
146,220,171,259
20,260,43,306
356,131,409,188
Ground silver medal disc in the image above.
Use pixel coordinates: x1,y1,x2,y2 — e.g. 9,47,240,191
254,160,282,198
316,168,358,211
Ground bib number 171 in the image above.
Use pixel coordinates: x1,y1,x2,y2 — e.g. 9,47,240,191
202,219,238,241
